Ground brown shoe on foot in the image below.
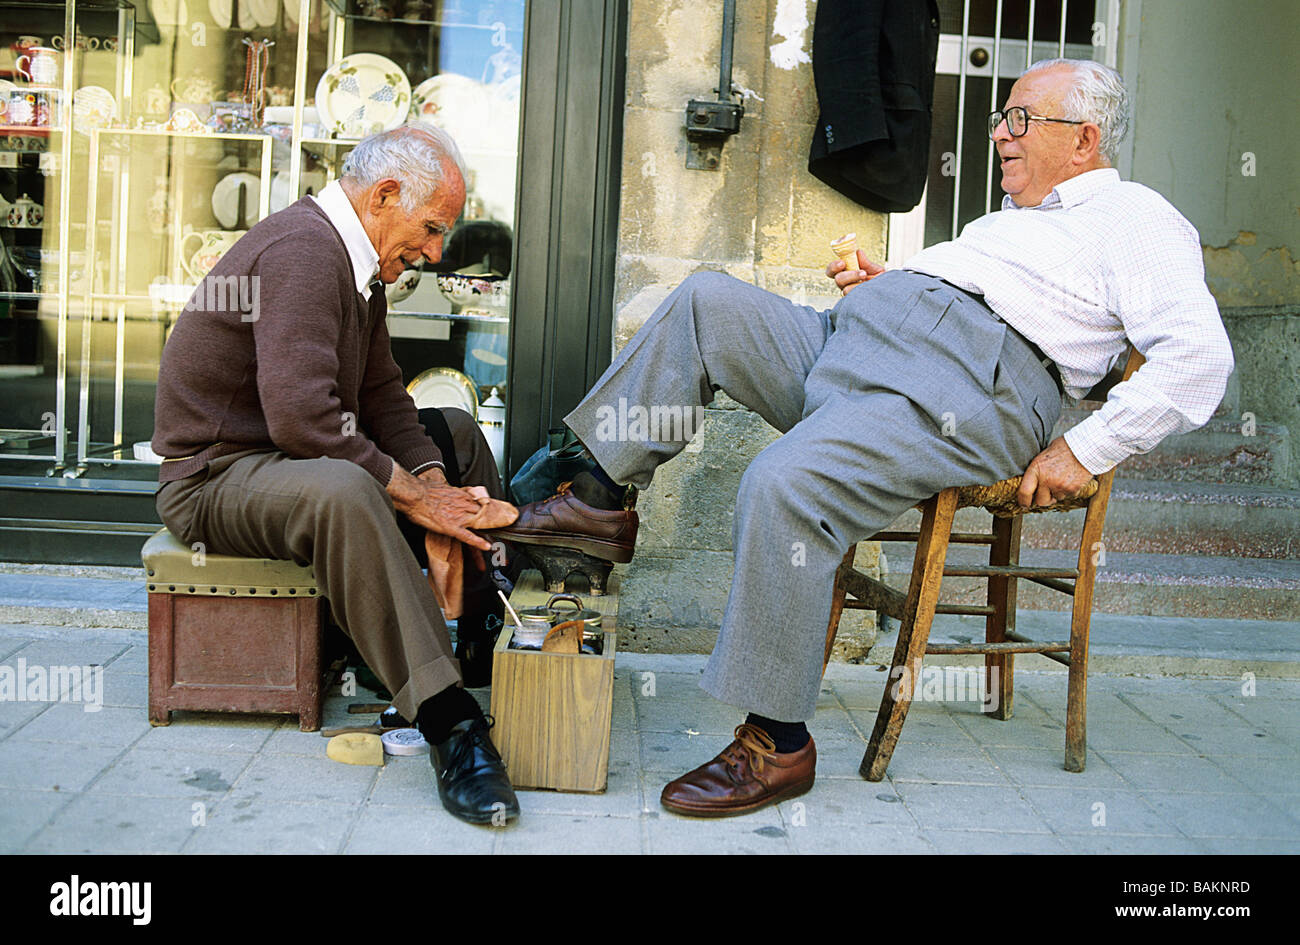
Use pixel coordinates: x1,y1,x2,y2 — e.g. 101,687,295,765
660,723,815,818
484,481,638,564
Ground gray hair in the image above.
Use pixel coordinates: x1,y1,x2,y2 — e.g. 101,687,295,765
340,124,468,212
1022,58,1130,164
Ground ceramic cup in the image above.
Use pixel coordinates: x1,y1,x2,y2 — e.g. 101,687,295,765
16,47,60,87
7,90,35,126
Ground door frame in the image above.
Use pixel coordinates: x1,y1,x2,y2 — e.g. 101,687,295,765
504,0,629,481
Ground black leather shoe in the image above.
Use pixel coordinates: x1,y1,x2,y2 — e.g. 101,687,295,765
430,717,520,826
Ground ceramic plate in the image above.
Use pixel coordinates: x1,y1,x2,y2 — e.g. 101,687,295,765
315,53,410,137
208,0,232,27
211,171,260,229
284,0,317,23
269,170,293,212
409,72,519,151
406,367,478,418
153,0,189,27
72,86,117,132
248,0,279,26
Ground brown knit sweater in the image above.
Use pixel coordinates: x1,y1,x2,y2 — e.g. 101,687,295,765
152,198,441,485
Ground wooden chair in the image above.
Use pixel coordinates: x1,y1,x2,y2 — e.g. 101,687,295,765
824,348,1145,779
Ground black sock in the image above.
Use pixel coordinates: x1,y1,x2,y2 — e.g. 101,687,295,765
745,713,810,753
589,463,621,497
416,686,484,745
569,469,624,511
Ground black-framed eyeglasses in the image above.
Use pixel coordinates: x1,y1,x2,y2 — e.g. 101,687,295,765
987,106,1086,139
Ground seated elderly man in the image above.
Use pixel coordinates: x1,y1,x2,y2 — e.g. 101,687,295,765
490,59,1234,817
152,126,521,826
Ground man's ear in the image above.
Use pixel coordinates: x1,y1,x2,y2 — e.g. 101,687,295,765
369,178,402,213
1073,122,1103,165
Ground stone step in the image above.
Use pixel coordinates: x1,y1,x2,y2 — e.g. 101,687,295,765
888,479,1300,560
878,544,1300,622
1052,409,1290,487
1212,368,1242,418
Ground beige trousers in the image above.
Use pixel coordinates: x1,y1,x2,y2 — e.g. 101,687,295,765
155,408,502,722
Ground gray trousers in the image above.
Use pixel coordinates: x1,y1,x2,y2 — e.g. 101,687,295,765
565,270,1062,722
155,408,502,723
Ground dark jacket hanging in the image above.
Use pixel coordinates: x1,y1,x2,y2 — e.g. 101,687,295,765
807,0,941,214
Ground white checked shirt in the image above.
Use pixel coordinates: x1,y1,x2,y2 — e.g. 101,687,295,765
903,168,1234,474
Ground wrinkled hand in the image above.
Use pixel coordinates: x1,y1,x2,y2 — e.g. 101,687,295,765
420,486,518,620
1017,437,1094,510
387,465,516,551
825,248,886,296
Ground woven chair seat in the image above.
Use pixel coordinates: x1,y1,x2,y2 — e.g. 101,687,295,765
953,475,1099,517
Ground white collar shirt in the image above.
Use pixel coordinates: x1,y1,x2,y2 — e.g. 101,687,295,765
307,181,444,477
312,180,381,300
902,168,1234,474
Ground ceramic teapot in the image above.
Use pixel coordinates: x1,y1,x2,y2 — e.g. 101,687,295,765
6,194,42,228
170,73,219,104
180,228,246,281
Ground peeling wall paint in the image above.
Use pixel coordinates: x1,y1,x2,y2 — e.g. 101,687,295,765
1203,231,1300,309
769,0,811,70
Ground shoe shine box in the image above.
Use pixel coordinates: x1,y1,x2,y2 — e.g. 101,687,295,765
488,623,616,793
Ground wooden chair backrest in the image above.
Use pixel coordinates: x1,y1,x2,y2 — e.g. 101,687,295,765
1079,345,1145,404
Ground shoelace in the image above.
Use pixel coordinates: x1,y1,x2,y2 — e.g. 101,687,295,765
719,723,776,781
441,716,504,777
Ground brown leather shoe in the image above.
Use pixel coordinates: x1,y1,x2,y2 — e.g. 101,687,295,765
485,481,638,563
660,724,815,818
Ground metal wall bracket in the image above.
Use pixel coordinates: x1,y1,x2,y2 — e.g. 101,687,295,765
683,0,742,171
684,98,743,170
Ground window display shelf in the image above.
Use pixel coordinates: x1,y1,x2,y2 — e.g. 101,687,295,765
2,0,523,478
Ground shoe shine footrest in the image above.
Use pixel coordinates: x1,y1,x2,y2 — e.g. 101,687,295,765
488,620,616,793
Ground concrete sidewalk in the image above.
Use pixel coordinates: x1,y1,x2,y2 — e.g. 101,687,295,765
1,599,1298,853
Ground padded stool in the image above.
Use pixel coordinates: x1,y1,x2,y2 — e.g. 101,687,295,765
142,528,324,731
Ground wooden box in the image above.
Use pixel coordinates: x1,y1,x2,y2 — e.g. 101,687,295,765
488,626,617,793
148,593,323,731
143,529,324,731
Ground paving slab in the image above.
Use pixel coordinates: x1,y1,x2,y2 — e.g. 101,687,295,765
25,792,204,854
0,787,77,853
342,803,501,854
0,639,1296,853
184,799,358,855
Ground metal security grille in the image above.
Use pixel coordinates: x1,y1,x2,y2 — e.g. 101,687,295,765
888,0,1121,261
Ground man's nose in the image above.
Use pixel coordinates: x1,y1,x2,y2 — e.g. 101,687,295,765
991,114,1012,142
422,236,444,264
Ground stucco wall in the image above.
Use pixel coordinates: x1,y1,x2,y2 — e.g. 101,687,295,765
612,0,886,657
1125,0,1299,482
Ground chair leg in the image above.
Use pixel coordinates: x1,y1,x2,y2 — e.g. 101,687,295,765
984,515,1020,720
860,488,958,782
822,546,856,677
1065,474,1115,772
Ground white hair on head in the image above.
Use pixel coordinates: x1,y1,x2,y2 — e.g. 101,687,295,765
1022,58,1130,164
341,124,468,213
